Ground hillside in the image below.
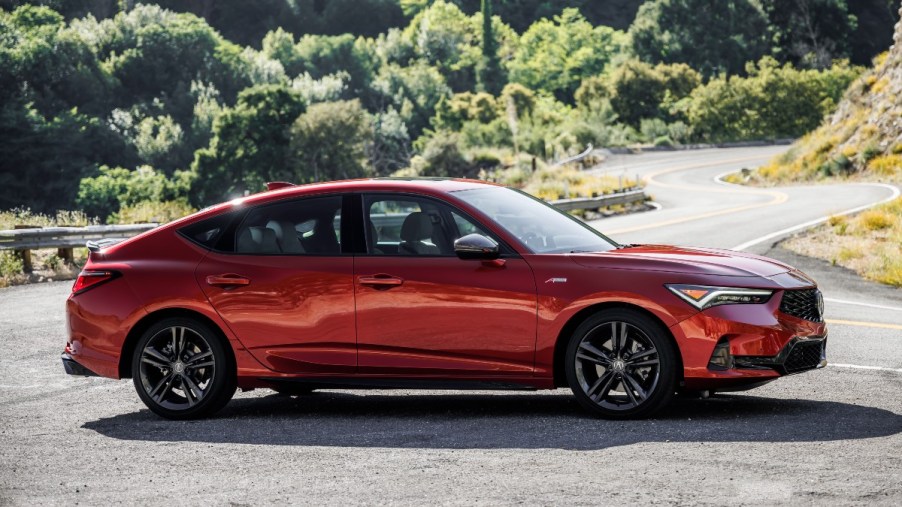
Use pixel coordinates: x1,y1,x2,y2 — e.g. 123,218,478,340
748,4,902,287
755,4,902,183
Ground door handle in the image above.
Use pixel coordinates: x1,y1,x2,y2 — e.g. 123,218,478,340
358,274,404,288
206,274,251,288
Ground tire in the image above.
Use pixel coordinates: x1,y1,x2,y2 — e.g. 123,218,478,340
564,308,678,419
131,317,236,420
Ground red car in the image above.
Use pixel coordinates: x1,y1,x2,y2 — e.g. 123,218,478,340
63,179,827,419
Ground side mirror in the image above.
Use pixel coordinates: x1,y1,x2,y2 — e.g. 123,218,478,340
454,233,500,260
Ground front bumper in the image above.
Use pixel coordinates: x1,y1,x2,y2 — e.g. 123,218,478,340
671,292,828,390
61,352,99,377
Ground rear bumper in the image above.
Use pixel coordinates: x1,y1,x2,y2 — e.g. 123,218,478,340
61,352,99,377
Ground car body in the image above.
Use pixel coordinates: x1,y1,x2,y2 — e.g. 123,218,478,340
63,178,827,419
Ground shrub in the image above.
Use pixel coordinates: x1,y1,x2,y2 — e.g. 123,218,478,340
858,210,894,231
866,154,902,177
0,251,24,278
110,199,196,225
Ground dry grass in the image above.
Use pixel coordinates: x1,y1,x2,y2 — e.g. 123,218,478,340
783,197,902,287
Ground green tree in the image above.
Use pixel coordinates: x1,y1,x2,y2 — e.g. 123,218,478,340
476,0,505,95
76,165,192,220
684,57,860,142
191,84,306,204
290,100,374,182
629,0,771,77
762,0,857,69
508,8,626,102
601,60,701,127
371,62,451,139
402,0,516,92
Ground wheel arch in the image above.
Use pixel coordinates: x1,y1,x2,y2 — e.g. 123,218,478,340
119,307,236,379
551,302,684,388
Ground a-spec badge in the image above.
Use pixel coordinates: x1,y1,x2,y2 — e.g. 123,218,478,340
545,277,568,284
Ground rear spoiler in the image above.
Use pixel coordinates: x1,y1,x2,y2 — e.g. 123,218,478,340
86,238,126,253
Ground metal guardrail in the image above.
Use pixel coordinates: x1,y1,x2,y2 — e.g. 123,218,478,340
0,223,157,272
550,188,647,212
0,224,157,250
551,144,594,168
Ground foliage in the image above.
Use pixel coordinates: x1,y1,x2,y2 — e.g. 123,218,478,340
290,100,374,182
192,84,306,203
630,0,771,78
578,60,700,127
369,108,413,175
76,165,193,220
371,62,451,139
683,57,860,142
761,0,856,69
508,8,626,102
476,0,505,95
409,131,478,178
401,0,515,92
111,198,196,224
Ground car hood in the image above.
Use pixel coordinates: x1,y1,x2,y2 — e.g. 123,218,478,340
570,244,794,278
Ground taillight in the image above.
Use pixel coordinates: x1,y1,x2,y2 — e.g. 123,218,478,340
72,270,118,295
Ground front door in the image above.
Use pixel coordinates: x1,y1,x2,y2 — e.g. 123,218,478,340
354,194,538,376
197,194,357,374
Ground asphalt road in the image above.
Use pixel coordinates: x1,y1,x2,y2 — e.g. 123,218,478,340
1,146,901,505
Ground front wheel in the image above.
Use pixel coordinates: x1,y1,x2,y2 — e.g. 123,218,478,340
132,317,236,420
565,309,678,419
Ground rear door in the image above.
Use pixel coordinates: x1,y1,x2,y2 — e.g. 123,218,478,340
196,194,358,374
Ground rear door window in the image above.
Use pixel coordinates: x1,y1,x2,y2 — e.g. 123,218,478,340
233,196,344,255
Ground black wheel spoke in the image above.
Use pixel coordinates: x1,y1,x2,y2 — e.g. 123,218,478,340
181,375,201,407
629,359,659,368
577,342,612,365
592,372,617,402
622,376,640,406
623,373,647,402
141,355,169,370
152,374,176,402
187,361,214,369
143,347,171,364
177,327,187,356
185,351,213,366
626,348,656,363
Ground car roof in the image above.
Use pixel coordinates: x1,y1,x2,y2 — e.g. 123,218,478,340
179,178,501,223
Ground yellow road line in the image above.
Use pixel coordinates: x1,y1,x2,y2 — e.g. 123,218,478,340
825,319,902,331
606,155,789,235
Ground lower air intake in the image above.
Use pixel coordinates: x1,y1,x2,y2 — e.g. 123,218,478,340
783,339,825,374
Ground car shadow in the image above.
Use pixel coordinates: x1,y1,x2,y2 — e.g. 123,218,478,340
81,391,902,451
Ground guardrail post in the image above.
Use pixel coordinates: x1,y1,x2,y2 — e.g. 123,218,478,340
58,247,74,265
13,225,34,273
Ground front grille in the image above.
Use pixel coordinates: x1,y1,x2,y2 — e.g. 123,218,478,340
783,340,825,374
780,289,823,322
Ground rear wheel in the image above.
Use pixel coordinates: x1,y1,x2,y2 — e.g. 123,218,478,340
132,317,236,420
565,309,677,419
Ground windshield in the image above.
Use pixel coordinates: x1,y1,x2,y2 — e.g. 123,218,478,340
453,187,619,254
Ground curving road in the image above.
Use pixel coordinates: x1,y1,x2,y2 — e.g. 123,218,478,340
1,146,901,505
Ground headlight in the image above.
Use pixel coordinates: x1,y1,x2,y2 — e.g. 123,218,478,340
665,284,773,310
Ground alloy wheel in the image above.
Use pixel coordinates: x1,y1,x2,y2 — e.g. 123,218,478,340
138,325,216,411
573,320,661,412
